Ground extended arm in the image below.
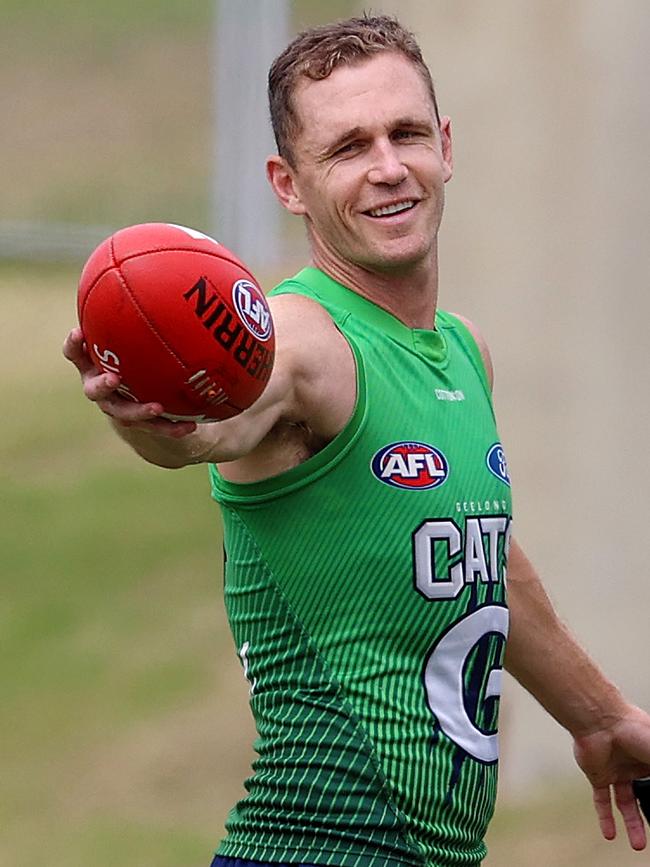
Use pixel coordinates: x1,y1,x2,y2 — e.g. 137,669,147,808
63,322,297,468
63,293,355,470
505,539,650,850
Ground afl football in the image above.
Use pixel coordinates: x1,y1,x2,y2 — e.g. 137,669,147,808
77,222,275,422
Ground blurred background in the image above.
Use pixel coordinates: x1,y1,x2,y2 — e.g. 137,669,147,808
3,1,649,864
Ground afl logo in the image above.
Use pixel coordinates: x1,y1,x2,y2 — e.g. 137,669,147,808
486,443,511,486
232,279,273,342
371,441,449,490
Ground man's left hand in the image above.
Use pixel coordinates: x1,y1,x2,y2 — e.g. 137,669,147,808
573,704,650,850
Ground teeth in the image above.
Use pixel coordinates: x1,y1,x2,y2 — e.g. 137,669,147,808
369,201,415,218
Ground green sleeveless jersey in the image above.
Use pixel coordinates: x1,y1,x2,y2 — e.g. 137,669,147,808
209,267,513,867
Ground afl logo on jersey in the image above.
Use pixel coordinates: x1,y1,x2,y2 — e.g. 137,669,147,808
232,279,273,342
371,441,449,490
486,443,511,486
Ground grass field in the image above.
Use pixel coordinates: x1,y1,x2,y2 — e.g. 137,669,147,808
3,263,648,866
2,263,254,865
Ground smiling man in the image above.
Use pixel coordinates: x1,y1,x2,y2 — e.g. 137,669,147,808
64,14,650,867
267,50,451,288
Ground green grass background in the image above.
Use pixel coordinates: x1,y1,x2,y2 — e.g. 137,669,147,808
2,263,254,865
3,1,649,864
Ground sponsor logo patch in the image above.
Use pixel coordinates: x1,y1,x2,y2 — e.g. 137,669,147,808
371,441,449,490
232,279,273,342
435,388,465,402
486,443,511,486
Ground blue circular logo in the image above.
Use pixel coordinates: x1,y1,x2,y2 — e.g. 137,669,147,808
486,443,510,486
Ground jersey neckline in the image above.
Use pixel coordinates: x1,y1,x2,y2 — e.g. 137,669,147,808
287,267,448,365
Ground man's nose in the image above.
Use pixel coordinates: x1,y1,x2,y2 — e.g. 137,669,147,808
367,141,408,186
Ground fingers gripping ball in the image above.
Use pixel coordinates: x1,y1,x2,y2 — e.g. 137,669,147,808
77,223,275,422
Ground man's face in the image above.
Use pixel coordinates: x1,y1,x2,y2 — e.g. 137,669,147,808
277,52,453,275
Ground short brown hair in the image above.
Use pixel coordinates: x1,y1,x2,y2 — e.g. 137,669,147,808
268,14,441,167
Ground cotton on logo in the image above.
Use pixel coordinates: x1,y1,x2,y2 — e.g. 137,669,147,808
371,441,449,490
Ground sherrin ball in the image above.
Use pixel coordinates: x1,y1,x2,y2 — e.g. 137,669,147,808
77,222,275,422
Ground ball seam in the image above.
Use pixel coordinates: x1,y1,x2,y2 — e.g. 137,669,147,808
113,260,188,369
78,236,118,327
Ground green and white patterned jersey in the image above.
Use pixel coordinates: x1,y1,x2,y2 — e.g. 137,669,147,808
209,267,513,867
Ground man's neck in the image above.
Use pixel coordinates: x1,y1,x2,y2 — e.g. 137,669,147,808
310,246,439,331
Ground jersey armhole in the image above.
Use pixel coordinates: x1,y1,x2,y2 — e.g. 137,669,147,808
269,279,351,332
439,311,492,401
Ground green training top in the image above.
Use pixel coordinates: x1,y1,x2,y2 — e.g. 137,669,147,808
209,267,513,867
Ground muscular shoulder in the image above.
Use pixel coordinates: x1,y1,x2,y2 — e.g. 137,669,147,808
268,293,356,437
214,293,357,482
268,292,342,366
447,312,494,392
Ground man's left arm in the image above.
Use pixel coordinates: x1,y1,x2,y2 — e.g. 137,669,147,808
504,538,650,850
454,313,650,849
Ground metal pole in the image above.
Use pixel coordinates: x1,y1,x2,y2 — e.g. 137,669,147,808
212,0,290,270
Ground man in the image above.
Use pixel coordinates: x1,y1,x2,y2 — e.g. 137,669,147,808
64,15,650,867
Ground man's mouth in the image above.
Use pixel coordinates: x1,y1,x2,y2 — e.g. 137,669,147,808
365,200,417,218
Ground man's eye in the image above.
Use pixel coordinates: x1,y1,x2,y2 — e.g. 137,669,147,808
334,141,361,156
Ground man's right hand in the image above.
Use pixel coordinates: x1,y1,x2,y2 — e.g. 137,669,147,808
62,327,197,439
62,292,356,473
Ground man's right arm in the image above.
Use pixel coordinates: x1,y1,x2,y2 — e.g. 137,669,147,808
63,323,296,467
63,292,355,470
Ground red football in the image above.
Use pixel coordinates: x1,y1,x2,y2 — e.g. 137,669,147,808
77,222,275,422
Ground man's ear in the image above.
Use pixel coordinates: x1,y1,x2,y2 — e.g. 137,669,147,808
439,116,453,183
266,155,306,215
